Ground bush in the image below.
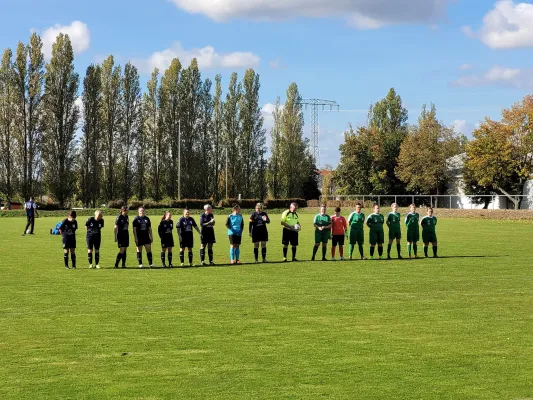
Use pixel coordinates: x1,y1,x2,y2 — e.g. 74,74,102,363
218,198,262,209
107,200,125,209
36,202,61,211
169,199,211,209
307,199,376,209
264,198,307,209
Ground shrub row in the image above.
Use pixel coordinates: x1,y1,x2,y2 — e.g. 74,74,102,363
107,199,212,209
217,198,307,209
307,199,377,209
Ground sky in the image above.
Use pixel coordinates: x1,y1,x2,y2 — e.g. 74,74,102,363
1,0,533,168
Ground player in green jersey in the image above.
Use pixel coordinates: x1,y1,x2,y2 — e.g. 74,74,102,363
405,204,420,258
366,204,385,260
347,203,366,260
386,203,403,259
421,207,438,258
312,204,332,261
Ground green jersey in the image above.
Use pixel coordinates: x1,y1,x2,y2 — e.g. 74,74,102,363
420,216,437,233
348,212,365,230
386,212,401,231
405,212,420,230
314,214,332,230
366,213,384,232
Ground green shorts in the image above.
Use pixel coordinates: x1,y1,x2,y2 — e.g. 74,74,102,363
314,229,331,244
407,230,419,243
349,229,364,245
388,229,401,241
369,230,384,246
422,232,437,243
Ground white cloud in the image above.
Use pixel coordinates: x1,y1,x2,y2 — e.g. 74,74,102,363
462,0,533,49
169,0,451,29
39,21,91,60
459,63,474,71
452,65,533,89
136,41,260,73
452,120,476,137
268,58,285,70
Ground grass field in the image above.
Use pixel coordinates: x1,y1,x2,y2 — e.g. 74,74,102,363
1,213,532,399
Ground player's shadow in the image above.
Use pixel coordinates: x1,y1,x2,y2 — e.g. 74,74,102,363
430,255,508,259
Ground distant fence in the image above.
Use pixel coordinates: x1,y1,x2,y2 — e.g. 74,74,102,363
319,195,531,210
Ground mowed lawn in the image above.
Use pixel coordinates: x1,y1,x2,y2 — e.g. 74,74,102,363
1,213,532,399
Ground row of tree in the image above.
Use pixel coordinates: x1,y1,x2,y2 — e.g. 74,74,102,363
0,33,317,207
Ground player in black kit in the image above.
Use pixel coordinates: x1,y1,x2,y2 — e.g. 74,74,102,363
132,207,154,268
114,206,129,268
60,210,78,269
177,208,202,267
199,204,216,266
249,203,270,263
86,210,104,269
158,211,174,268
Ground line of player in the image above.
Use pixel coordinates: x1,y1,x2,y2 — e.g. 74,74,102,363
56,201,438,269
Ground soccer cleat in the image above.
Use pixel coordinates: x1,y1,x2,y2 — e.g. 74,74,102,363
139,264,144,268
311,257,315,261
433,255,439,258
65,265,70,269
210,261,215,266
292,258,299,262
387,256,392,260
189,263,194,267
321,257,327,261
180,263,185,267
71,266,76,269
121,265,127,269
150,264,155,268
254,260,259,264
230,260,236,265
349,256,353,260
340,257,345,261
262,258,268,263
201,261,205,266
114,266,118,269
332,257,336,261
379,256,384,260
236,261,241,265
370,256,374,260
361,257,367,260
89,264,94,269
95,265,100,269
169,264,173,268
398,255,403,259
283,258,288,262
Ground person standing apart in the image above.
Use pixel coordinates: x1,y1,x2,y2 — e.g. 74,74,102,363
114,207,129,268
177,208,202,267
158,211,175,267
281,202,301,262
386,203,403,260
199,204,216,266
249,203,270,263
226,204,244,265
133,207,154,268
22,196,39,235
86,210,104,269
60,211,78,269
331,207,347,261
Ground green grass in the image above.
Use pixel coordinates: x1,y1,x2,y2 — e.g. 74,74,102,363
1,214,532,399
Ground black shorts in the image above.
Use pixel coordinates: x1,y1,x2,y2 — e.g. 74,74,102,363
136,235,151,247
86,235,101,250
63,236,76,249
117,233,129,248
161,236,174,249
332,235,345,247
229,235,242,245
180,233,194,249
251,227,268,243
282,229,299,246
201,229,216,244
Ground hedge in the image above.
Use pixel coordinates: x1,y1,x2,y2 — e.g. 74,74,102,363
264,198,307,209
308,199,377,209
107,199,212,209
218,198,262,209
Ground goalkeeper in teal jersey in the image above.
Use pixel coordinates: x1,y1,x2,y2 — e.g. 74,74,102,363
366,204,385,260
405,204,420,258
347,203,366,260
312,204,332,261
421,207,438,258
386,203,403,259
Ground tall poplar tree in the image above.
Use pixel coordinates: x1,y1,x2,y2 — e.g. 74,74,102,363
198,77,213,198
212,74,224,199
0,49,16,201
222,72,241,197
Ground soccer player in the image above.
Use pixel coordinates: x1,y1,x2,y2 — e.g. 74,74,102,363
281,202,301,262
86,210,104,269
177,208,202,267
132,207,154,268
158,211,174,267
421,207,438,258
22,196,39,235
312,204,332,261
386,203,403,260
249,203,270,263
366,204,385,260
114,206,129,268
348,203,366,260
226,204,244,265
331,207,347,261
60,210,78,269
405,204,420,258
200,204,216,266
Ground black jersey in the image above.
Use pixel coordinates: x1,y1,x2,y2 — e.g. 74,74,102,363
158,219,174,238
200,213,215,233
177,216,197,237
248,211,270,234
60,218,78,239
133,216,151,240
115,214,129,234
86,217,104,237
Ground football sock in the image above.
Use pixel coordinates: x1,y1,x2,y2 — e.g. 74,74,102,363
180,251,185,264
322,246,327,259
137,252,142,265
413,243,418,256
378,246,383,257
71,254,76,268
292,246,297,260
168,252,173,265
147,252,153,265
433,246,438,257
208,249,213,263
407,244,411,257
254,248,259,261
64,253,69,267
88,253,93,265
95,252,99,265
200,248,205,263
115,253,121,268
370,246,375,257
122,251,127,267
331,247,336,258
230,248,234,261
188,251,193,264
349,244,354,257
424,246,428,257
262,247,267,260
161,252,166,265
283,247,288,258
312,245,319,259
387,244,392,257
235,248,240,261
339,247,344,258
358,244,364,258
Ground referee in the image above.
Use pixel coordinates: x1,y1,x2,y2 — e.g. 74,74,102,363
22,196,39,235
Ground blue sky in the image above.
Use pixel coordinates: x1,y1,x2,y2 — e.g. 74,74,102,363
2,0,533,167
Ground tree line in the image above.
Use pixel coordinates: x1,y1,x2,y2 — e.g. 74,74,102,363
0,33,317,208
